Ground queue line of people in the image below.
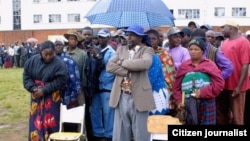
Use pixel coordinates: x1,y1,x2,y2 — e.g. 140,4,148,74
22,20,250,141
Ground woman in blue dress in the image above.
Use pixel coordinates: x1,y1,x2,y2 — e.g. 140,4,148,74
148,54,170,115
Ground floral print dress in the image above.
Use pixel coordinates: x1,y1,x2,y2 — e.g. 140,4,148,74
154,47,176,108
23,54,67,141
29,80,62,141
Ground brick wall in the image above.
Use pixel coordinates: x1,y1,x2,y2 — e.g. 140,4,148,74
0,26,249,45
0,29,69,45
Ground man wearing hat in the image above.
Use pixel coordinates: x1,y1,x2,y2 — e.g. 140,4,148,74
54,38,81,109
214,32,225,48
107,24,154,141
166,26,190,70
188,21,199,31
181,27,192,48
118,31,127,47
89,28,116,141
63,29,88,131
218,21,250,125
205,30,216,45
200,24,213,32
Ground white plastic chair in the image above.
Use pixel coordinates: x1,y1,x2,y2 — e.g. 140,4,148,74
147,115,182,141
48,103,87,141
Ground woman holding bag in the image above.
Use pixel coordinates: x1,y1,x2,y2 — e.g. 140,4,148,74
173,37,224,125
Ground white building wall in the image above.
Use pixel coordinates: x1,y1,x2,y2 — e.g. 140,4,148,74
0,0,249,31
0,0,14,30
163,0,250,27
163,0,206,27
21,0,96,30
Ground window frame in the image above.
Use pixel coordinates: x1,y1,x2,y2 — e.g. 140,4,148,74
178,9,200,19
33,14,43,23
214,7,225,17
68,14,80,22
49,14,61,23
232,7,246,17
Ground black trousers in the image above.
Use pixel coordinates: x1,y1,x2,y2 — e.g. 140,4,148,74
244,89,250,125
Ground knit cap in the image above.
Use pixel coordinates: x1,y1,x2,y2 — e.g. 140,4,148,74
188,37,206,51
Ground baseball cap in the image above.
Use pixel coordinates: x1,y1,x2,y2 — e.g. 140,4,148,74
200,24,213,30
221,20,239,29
181,27,192,37
214,32,224,40
97,29,110,37
167,27,184,37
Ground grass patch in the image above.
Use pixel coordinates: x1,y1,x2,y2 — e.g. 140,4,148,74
0,68,29,138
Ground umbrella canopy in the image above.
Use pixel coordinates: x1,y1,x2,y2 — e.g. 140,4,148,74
26,37,38,43
85,0,175,28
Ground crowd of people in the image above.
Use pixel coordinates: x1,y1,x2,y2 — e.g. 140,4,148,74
20,20,250,141
0,41,40,69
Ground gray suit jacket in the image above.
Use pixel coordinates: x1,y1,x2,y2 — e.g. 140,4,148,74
106,45,155,112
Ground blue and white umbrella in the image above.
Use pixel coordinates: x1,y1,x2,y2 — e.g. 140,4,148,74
85,0,175,28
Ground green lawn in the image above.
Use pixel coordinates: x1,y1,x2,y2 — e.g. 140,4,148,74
0,68,29,140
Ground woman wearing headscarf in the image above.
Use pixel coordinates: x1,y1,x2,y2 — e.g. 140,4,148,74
173,37,224,125
23,40,67,141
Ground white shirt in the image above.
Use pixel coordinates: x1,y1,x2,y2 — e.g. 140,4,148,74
14,45,20,55
8,47,14,56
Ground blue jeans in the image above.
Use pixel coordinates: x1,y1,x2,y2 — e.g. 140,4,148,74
90,91,114,138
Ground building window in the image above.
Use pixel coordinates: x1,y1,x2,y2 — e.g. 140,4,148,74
49,14,61,23
13,0,21,30
214,7,225,17
232,7,246,16
34,15,42,23
68,14,80,22
178,9,200,19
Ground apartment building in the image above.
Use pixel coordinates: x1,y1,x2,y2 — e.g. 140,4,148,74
0,0,249,44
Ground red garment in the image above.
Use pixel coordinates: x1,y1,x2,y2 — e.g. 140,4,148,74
221,36,250,91
5,56,11,68
109,41,118,50
173,58,225,104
